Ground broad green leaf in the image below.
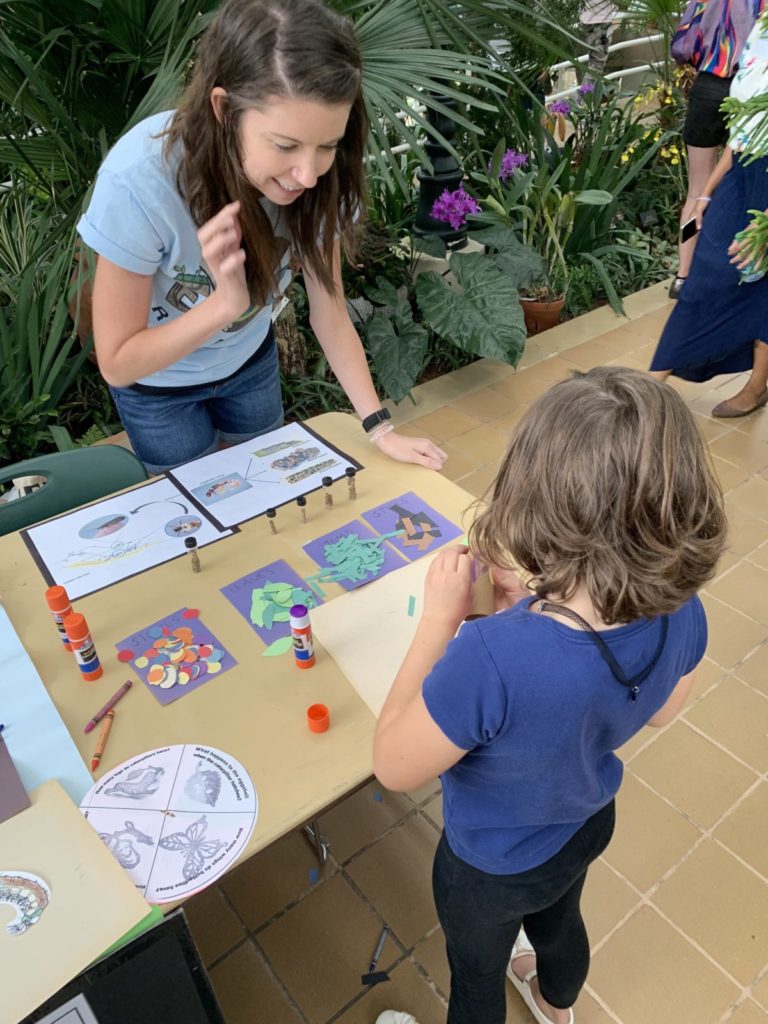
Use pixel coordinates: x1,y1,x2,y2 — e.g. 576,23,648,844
468,226,545,288
412,235,447,260
364,307,429,404
415,252,527,365
364,276,403,309
574,190,614,206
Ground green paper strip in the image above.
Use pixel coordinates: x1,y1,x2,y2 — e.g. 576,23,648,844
407,595,416,617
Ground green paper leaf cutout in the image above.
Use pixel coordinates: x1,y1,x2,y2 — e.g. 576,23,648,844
250,594,268,627
262,602,276,630
262,636,295,657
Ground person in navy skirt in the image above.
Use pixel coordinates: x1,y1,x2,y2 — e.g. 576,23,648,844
650,14,768,418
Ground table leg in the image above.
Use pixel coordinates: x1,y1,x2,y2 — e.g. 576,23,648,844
302,819,330,866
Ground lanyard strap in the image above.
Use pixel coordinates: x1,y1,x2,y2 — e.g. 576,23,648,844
538,602,669,702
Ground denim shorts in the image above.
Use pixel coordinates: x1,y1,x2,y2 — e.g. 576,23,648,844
108,332,284,474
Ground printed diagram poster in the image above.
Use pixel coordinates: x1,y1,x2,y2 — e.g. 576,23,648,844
80,745,258,904
362,492,463,561
22,477,232,599
220,559,321,654
116,608,237,706
168,422,362,528
303,520,407,592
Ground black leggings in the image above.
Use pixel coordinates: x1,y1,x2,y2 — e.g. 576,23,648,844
432,800,616,1024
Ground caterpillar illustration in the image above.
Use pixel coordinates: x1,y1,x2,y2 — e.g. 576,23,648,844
0,871,51,935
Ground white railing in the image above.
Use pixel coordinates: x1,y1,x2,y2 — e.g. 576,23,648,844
548,31,667,100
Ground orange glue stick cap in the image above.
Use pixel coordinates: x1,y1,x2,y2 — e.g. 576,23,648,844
45,585,70,612
307,703,330,733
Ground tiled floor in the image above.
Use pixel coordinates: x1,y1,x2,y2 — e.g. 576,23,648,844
176,282,768,1022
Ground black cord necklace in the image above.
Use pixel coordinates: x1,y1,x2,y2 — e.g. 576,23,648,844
538,601,669,703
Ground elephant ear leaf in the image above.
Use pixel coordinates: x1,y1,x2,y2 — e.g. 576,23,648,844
415,252,527,365
364,304,429,404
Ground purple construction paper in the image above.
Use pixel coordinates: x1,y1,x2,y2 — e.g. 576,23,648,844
116,608,237,706
220,559,321,644
361,492,463,561
303,520,407,591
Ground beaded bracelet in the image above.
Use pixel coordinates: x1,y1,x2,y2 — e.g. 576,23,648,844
368,422,395,444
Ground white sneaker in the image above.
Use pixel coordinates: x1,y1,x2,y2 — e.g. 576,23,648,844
375,1013,419,1024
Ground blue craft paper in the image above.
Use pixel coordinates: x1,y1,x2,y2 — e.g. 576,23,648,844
0,602,92,803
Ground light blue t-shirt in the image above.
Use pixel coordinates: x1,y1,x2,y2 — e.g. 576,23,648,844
423,595,707,874
77,111,293,388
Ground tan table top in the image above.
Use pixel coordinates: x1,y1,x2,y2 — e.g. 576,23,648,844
0,413,478,863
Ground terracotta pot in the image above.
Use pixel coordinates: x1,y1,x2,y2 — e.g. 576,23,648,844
519,295,565,336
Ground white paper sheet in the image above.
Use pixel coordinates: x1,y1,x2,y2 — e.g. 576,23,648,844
23,477,232,599
168,422,361,528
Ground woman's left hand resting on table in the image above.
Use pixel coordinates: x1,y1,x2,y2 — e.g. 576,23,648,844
373,429,447,472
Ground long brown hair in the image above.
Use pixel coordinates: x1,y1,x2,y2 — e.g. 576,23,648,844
470,367,727,623
165,0,367,304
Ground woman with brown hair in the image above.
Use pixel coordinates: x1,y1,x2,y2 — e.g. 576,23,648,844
78,0,446,474
373,368,726,1024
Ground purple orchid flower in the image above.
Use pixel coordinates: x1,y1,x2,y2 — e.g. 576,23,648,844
494,148,529,181
550,99,571,116
431,186,481,230
577,80,595,96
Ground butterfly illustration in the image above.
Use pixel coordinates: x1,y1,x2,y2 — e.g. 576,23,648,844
158,815,225,882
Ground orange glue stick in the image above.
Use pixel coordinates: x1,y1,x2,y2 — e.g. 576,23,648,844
63,612,103,681
45,585,73,650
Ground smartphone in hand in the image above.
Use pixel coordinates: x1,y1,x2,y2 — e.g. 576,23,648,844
680,216,699,243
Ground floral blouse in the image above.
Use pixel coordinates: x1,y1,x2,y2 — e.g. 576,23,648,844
728,14,768,150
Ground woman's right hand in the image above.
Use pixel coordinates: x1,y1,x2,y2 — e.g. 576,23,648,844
197,201,250,322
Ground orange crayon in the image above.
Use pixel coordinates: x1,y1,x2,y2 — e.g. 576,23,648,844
91,710,114,771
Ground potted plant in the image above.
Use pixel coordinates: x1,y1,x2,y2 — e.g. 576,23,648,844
468,140,614,333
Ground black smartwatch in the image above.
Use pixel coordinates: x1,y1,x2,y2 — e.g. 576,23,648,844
361,408,391,433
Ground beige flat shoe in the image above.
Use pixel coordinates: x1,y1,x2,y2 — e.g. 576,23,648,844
711,388,768,418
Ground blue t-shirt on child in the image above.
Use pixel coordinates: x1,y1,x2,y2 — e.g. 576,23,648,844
423,595,706,875
77,111,293,388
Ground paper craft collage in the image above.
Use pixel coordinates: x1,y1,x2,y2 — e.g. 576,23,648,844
302,491,464,595
115,609,237,706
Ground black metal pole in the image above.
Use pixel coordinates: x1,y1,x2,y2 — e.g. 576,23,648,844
413,96,467,248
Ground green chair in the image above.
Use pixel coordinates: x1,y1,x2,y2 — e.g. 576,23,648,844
0,446,148,536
